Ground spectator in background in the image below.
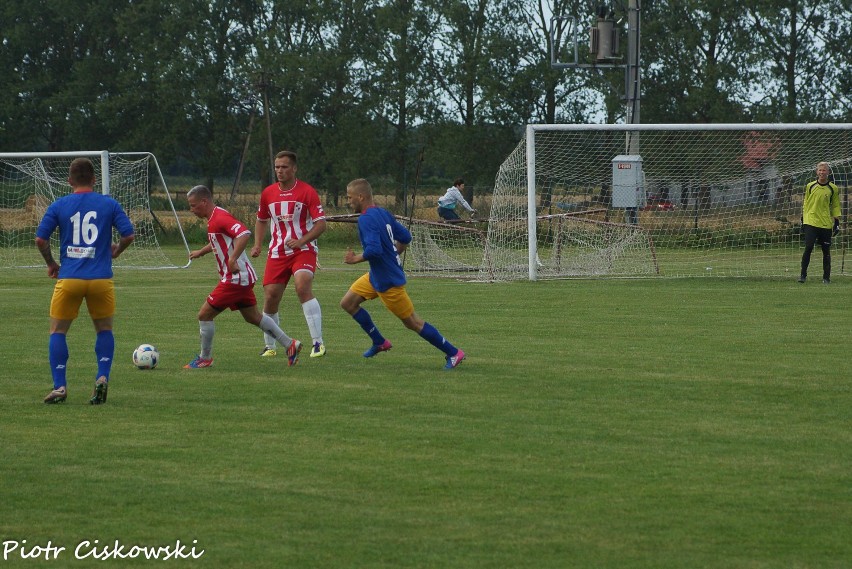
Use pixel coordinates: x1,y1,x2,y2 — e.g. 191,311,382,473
437,178,476,220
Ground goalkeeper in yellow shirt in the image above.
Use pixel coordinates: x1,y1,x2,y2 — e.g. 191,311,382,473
799,161,841,284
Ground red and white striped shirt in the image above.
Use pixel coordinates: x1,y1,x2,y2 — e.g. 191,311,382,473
207,206,257,286
257,180,325,259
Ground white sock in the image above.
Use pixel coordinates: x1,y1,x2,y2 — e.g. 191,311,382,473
259,314,292,347
301,298,323,345
199,320,215,359
263,312,279,348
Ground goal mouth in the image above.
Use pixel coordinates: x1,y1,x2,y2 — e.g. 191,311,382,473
0,151,191,270
484,123,851,281
325,214,489,279
326,209,658,282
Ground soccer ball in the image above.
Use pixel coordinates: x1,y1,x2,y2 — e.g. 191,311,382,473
133,344,159,370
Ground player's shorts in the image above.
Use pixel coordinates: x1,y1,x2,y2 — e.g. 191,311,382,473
207,281,258,312
263,249,318,287
803,224,832,247
349,273,414,320
50,278,115,320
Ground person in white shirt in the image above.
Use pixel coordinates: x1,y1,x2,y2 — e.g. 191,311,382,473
437,178,476,220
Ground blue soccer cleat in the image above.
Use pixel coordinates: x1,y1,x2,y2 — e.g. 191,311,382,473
184,355,213,369
363,339,392,358
444,349,466,370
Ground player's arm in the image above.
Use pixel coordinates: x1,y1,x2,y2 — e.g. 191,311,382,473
251,217,269,258
455,189,475,214
34,236,59,278
112,233,135,259
343,247,364,264
189,243,214,260
390,217,412,246
286,218,327,249
348,215,383,262
831,185,842,220
227,232,251,274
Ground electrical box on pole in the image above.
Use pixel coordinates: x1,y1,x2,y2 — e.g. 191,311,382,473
589,5,620,62
612,154,645,224
550,1,640,137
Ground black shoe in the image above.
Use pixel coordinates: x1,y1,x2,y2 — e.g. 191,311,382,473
823,278,830,284
89,376,108,405
797,275,806,283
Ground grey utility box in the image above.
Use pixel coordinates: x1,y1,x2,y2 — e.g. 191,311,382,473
612,155,645,209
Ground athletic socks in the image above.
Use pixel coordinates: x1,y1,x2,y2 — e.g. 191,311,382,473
259,314,293,348
301,298,323,345
419,322,457,357
48,332,69,389
263,312,280,349
94,330,114,381
199,320,215,360
49,331,116,389
352,308,385,345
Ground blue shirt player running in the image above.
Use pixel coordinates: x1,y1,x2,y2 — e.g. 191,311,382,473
340,178,466,369
35,157,135,404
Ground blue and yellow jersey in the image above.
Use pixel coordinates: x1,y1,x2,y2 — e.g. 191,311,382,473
36,191,135,279
357,206,412,292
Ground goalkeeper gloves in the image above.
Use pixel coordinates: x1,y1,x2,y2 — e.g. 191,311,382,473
833,219,840,236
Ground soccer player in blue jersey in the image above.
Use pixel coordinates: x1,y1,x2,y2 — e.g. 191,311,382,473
35,157,135,404
340,178,466,370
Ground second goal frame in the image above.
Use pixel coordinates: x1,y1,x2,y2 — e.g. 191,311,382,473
512,123,852,281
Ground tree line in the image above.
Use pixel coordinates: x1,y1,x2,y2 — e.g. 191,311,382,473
1,0,849,203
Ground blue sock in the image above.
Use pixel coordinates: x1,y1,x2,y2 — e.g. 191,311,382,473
49,333,69,389
95,330,114,381
352,308,385,345
419,322,457,356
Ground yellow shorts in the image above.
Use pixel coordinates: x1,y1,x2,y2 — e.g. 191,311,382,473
349,273,414,320
50,278,116,320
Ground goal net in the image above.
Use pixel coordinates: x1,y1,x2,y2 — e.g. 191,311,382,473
486,124,852,280
0,151,190,269
403,218,488,279
324,214,489,279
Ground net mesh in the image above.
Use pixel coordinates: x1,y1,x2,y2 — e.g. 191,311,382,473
403,218,487,279
485,125,852,280
0,153,189,269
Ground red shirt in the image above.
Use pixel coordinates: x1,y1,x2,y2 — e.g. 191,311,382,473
207,206,257,286
256,180,325,259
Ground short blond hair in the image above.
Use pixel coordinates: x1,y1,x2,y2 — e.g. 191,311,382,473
346,178,372,197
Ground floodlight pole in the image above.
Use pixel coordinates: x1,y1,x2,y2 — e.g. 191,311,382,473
625,0,641,154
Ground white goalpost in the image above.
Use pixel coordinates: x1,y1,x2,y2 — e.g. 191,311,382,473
483,123,852,281
0,151,191,269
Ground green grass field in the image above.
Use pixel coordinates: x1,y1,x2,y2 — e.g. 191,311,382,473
1,246,850,568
